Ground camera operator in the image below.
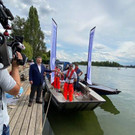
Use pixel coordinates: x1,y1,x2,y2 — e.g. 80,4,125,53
0,52,22,135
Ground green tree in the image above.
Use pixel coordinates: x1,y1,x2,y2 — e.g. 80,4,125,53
22,41,33,60
42,53,48,63
11,16,26,37
24,6,46,58
11,7,48,60
73,60,123,67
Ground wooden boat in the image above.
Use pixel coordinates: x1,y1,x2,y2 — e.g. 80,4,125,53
45,79,106,111
88,83,121,95
47,21,105,111
81,80,121,95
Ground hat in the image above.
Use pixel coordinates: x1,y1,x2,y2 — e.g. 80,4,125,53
69,63,73,67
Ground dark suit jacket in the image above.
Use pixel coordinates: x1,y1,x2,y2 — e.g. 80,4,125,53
29,63,52,85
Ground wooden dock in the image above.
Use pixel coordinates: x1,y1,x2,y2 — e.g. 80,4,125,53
8,80,42,135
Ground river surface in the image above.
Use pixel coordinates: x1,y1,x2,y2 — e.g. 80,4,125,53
44,66,135,135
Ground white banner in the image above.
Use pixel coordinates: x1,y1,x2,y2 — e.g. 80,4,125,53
87,27,96,85
50,19,57,84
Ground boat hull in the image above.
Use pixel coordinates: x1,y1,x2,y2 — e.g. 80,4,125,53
89,86,121,95
81,81,121,95
51,96,103,111
45,80,105,111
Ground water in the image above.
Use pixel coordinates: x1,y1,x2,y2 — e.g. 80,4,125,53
44,66,135,135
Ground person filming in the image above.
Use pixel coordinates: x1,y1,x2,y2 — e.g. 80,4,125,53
0,52,22,135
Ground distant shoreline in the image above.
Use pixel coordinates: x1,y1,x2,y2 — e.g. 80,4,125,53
73,61,135,68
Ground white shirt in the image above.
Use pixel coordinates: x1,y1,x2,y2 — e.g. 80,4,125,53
63,70,77,83
0,69,16,135
37,64,41,73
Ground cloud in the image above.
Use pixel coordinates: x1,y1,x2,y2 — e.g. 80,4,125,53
114,41,135,64
94,43,108,50
92,41,135,65
56,50,87,62
57,43,62,47
56,50,69,62
39,4,55,15
44,30,51,37
3,0,135,65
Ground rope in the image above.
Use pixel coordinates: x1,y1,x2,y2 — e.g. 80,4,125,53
42,92,52,130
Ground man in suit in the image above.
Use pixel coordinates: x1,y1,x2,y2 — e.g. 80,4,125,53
28,56,53,107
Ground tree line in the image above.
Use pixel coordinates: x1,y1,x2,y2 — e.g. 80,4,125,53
10,6,50,63
73,61,123,67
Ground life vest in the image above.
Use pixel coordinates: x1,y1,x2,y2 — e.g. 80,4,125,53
66,69,75,80
55,68,61,77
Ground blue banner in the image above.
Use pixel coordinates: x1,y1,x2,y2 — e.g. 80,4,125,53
87,27,96,85
50,19,57,84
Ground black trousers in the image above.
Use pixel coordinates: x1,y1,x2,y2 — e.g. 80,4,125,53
29,84,42,102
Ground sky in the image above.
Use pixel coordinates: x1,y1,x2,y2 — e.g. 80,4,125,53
1,0,135,65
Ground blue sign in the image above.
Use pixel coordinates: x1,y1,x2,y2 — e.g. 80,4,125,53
87,27,96,85
50,19,57,84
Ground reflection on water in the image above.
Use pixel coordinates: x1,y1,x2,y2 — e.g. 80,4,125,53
99,96,120,115
48,110,103,135
44,95,120,135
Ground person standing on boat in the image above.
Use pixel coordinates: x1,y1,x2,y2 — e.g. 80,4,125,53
52,65,61,92
0,52,22,135
62,63,77,102
74,63,83,91
28,56,55,107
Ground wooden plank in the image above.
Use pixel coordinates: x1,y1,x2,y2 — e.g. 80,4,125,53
19,102,34,135
11,96,29,135
27,103,38,135
8,81,30,134
7,81,29,114
8,81,29,109
7,107,12,114
8,80,42,135
8,82,29,117
9,94,28,134
35,104,42,135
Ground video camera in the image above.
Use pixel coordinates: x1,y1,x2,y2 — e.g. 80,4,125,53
0,0,27,69
0,0,14,29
